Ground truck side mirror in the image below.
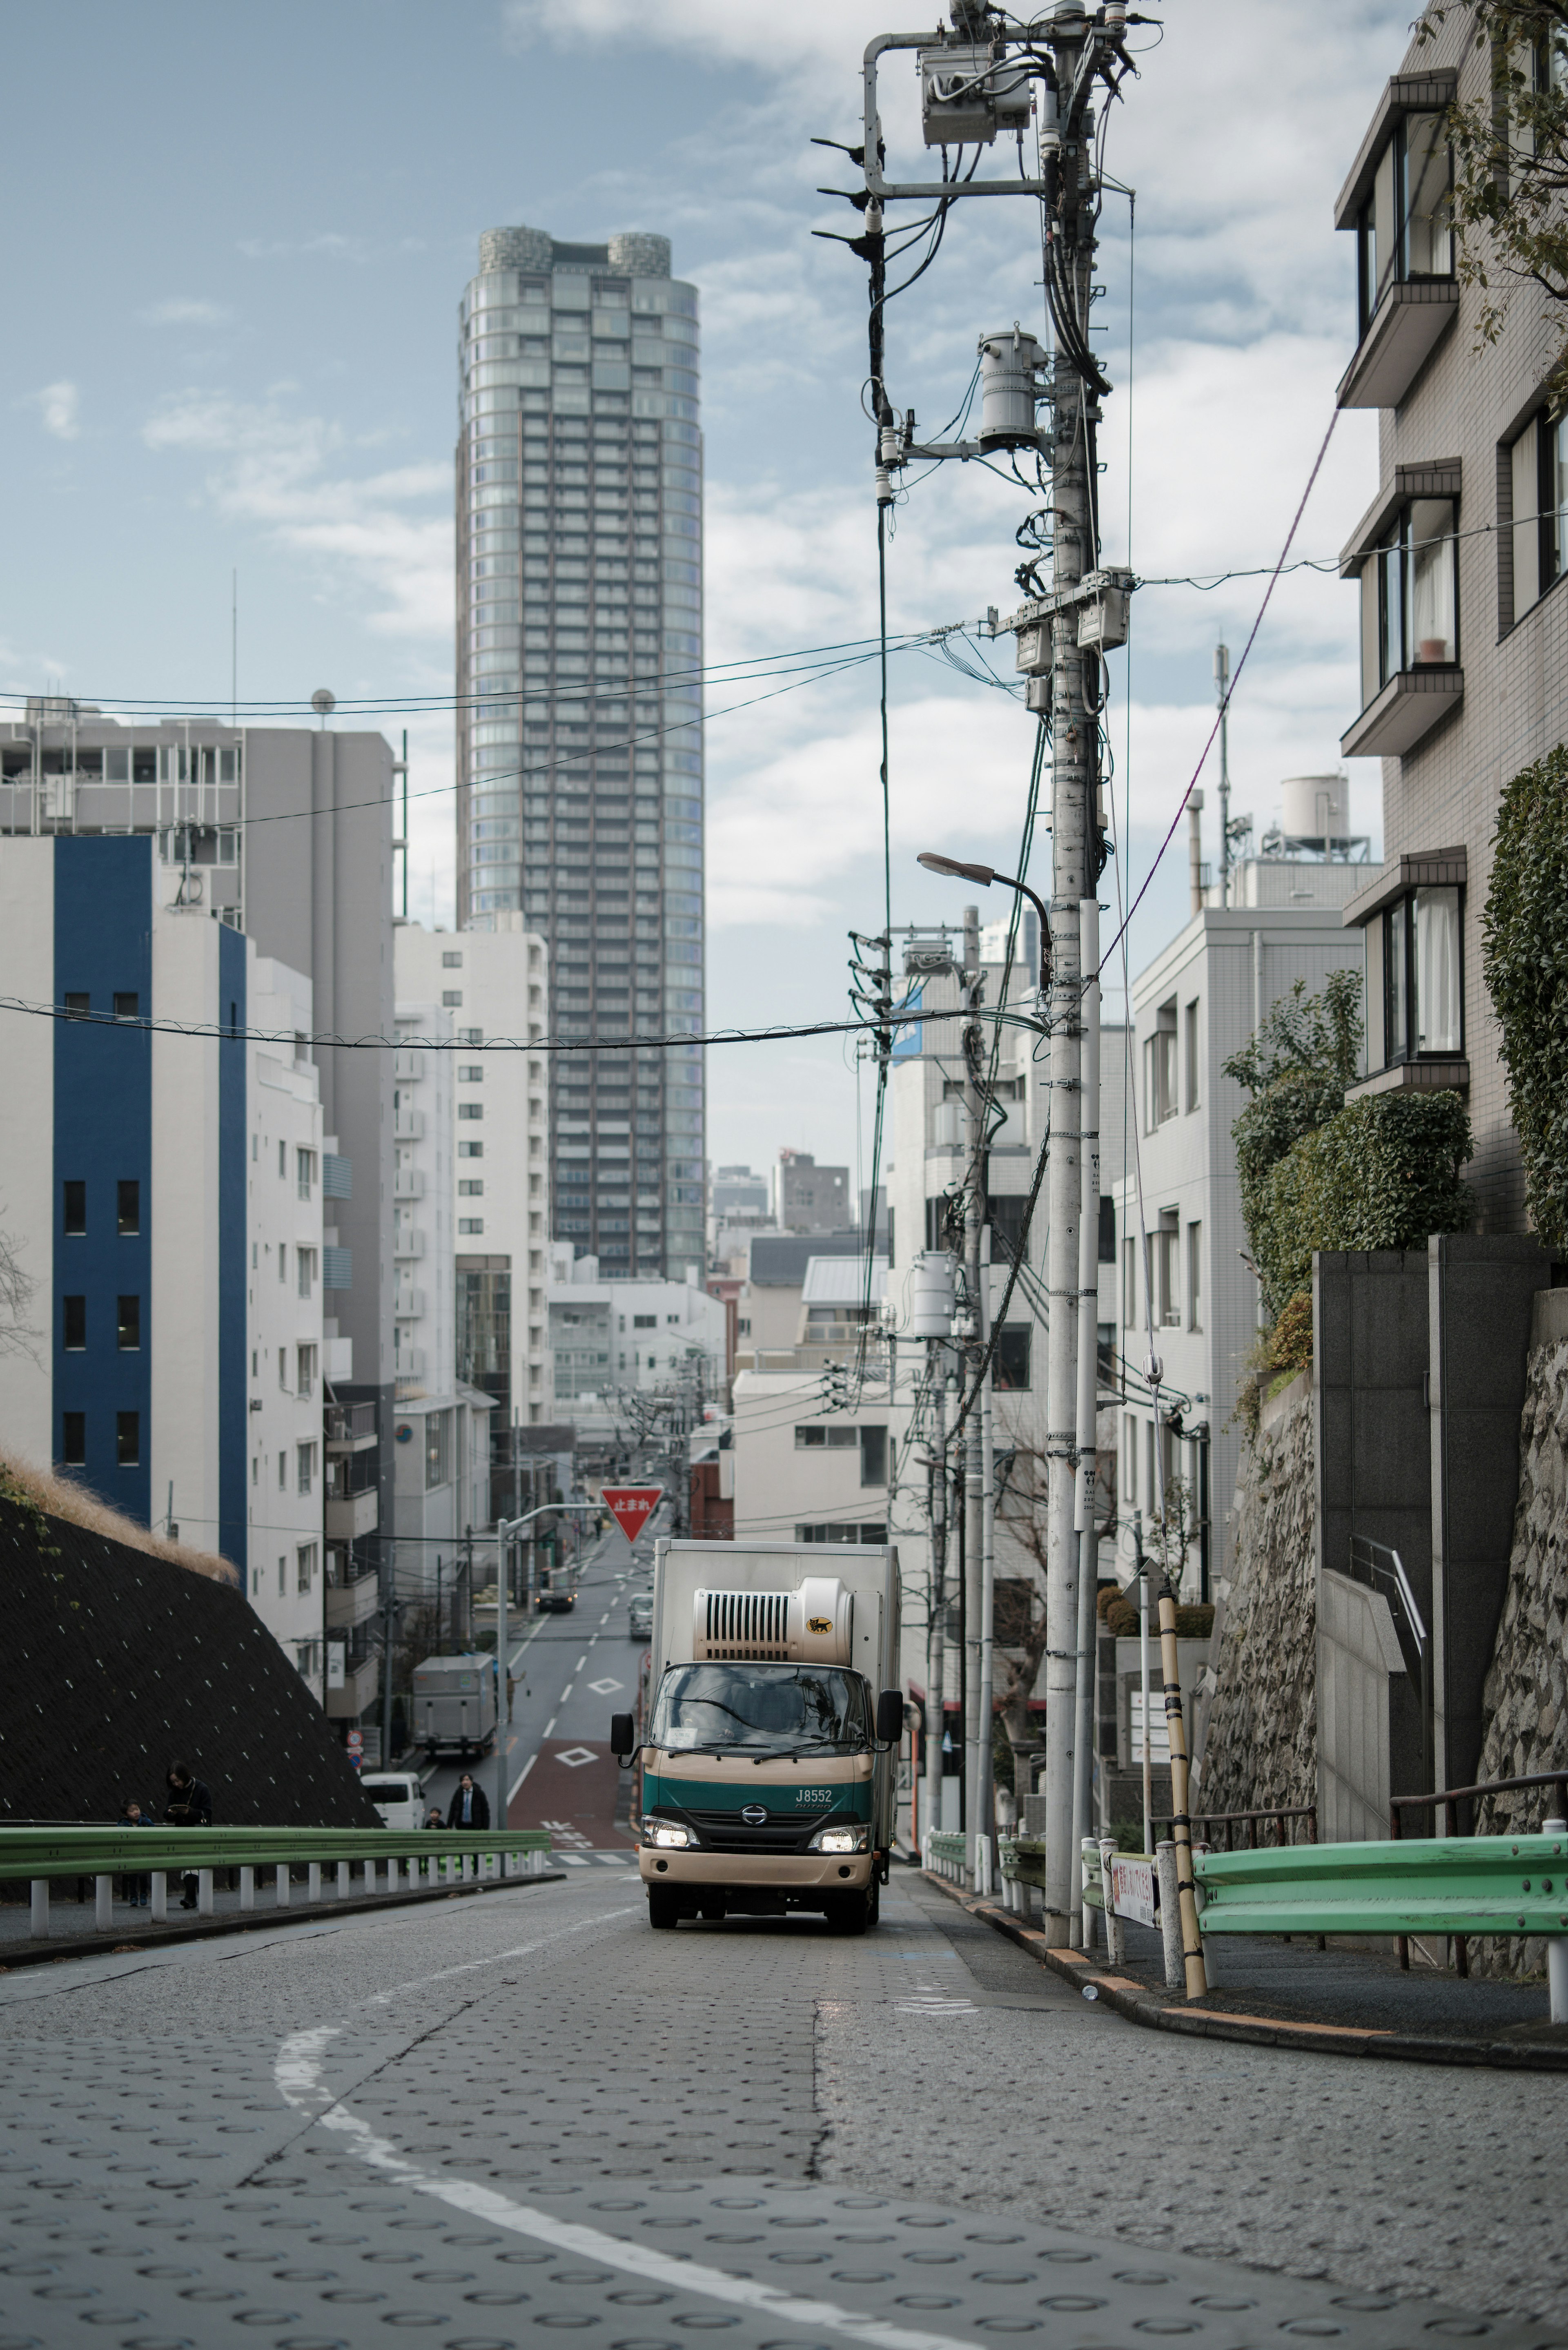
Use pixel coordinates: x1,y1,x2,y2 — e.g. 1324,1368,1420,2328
610,1712,635,1757
875,1689,903,1746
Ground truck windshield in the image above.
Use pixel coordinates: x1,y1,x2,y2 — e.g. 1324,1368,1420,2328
650,1664,871,1754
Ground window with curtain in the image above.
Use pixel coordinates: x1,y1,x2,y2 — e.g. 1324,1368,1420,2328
1382,884,1461,1062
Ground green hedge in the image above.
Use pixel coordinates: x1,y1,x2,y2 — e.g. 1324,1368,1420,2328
1482,742,1568,1251
1257,1089,1472,1309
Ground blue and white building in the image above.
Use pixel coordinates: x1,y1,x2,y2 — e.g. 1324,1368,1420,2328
0,834,332,1693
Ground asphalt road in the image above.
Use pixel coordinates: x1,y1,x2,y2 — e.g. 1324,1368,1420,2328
2,1858,1566,2349
422,1514,655,1851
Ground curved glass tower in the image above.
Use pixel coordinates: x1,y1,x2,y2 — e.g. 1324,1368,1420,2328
457,224,704,1282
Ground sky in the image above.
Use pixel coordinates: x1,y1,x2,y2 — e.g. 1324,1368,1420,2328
0,0,1415,1186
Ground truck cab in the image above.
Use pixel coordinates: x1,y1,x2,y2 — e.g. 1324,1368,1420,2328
610,1539,902,1935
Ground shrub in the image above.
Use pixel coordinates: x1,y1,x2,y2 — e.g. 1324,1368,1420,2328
1259,1088,1473,1307
1483,742,1568,1251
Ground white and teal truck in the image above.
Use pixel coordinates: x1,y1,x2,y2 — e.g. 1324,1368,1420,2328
610,1538,903,1934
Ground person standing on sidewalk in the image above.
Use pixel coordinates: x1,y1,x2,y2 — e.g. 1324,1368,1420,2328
117,1799,155,1907
452,1773,490,1830
165,1763,212,1910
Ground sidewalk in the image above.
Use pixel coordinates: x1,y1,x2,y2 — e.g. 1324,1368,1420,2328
923,1868,1568,2071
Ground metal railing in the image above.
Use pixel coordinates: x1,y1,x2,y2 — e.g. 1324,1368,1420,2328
1350,1533,1431,1788
1390,1769,1568,1973
1154,1804,1317,1851
0,1825,555,1941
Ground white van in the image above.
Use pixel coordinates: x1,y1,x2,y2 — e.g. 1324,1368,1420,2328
360,1772,425,1831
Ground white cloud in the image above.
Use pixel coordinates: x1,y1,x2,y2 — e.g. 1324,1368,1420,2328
141,389,453,642
142,297,232,326
27,381,79,441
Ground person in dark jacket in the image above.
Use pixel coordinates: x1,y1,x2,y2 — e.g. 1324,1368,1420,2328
118,1799,154,1907
165,1764,212,1910
452,1773,490,1830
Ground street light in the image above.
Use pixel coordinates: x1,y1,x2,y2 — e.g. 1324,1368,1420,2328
917,850,1051,964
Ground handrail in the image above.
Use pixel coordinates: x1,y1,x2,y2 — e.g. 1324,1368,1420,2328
0,1825,551,1880
1389,1771,1568,1974
1154,1805,1316,1851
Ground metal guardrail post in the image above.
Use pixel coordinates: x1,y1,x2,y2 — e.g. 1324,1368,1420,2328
30,1881,47,1938
239,1868,255,1912
336,1861,350,1900
277,1864,291,1907
308,1862,322,1902
198,1870,214,1916
95,1875,111,1931
151,1872,166,1922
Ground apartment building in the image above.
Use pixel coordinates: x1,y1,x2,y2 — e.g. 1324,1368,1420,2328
548,1244,726,1436
394,919,553,1430
0,833,328,1689
455,223,705,1282
1332,24,1568,1228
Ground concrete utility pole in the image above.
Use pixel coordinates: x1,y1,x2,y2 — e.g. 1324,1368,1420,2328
924,1366,950,1844
960,903,989,1893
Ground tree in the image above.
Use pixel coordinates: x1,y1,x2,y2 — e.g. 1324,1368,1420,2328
0,1218,38,1364
1223,973,1363,1318
1481,740,1568,1246
990,1430,1059,1795
1420,2,1568,381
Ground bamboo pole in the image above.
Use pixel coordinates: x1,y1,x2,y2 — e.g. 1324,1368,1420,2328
1156,1574,1208,2000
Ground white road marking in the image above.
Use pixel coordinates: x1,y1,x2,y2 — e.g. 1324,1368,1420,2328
542,1716,557,1737
275,2025,986,2350
508,1752,539,1799
575,1654,587,1671
559,1683,575,1702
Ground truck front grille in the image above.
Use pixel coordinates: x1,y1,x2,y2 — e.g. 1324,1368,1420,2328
683,1806,837,1855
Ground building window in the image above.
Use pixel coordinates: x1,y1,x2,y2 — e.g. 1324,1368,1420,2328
278,1244,288,1284
459,1140,483,1158
278,1554,287,1596
1122,1413,1136,1504
116,1411,140,1468
1098,1195,1116,1265
117,1180,140,1236
633,1313,657,1329
458,1179,483,1197
297,1148,315,1200
1155,1214,1180,1327
297,1248,316,1298
459,1065,483,1082
63,1180,86,1237
1380,885,1463,1063
63,992,90,1020
425,1409,451,1490
117,1295,141,1351
1184,1000,1200,1111
62,1295,86,1351
1187,1221,1203,1332
297,1444,316,1496
1122,1235,1136,1329
860,1425,888,1487
993,1324,1031,1391
1354,110,1453,340
442,989,463,1007
1144,1006,1178,1128
458,1102,483,1120
296,1343,316,1398
459,1217,485,1235
62,1411,85,1466
1364,499,1458,702
442,951,463,969
1510,404,1568,620
796,1522,887,1544
795,1424,858,1450
278,1451,287,1489
113,992,139,1021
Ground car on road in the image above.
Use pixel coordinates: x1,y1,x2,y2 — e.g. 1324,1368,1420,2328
536,1566,578,1613
360,1773,425,1831
628,1594,653,1642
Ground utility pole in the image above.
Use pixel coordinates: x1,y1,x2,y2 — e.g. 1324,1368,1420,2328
924,1366,950,1845
960,903,989,1893
379,1541,396,1770
1071,893,1101,1944
1214,643,1231,910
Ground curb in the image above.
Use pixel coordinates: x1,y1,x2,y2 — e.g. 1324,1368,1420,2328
920,1869,1568,2074
0,1869,567,1972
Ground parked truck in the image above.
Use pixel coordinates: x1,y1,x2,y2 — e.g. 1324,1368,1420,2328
412,1653,497,1760
610,1538,903,1934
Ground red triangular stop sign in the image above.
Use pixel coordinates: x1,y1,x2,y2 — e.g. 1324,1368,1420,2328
601,1486,663,1545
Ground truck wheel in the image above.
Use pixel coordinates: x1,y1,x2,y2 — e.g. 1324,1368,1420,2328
827,1892,870,1935
648,1890,680,1931
866,1880,881,1929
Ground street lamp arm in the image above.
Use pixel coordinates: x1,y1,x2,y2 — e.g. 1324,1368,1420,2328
916,850,1051,978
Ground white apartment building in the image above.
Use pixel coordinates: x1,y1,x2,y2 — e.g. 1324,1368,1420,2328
394,919,552,1429
246,956,331,1695
391,1000,456,1394
548,1244,726,1434
1111,857,1368,1592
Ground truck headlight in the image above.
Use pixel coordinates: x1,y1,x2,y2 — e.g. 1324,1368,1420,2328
642,1817,690,1849
809,1823,870,1854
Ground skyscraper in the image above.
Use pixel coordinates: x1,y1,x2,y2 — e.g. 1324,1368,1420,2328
456,224,705,1283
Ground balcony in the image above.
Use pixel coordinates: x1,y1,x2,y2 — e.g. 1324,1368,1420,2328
1340,663,1463,758
325,1651,383,1721
394,1227,426,1260
1336,280,1457,410
394,1108,425,1142
395,1286,427,1321
325,1487,379,1541
325,1400,376,1454
394,1166,425,1200
395,1345,427,1380
325,1573,382,1631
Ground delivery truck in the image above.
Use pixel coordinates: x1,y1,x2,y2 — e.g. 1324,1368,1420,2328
609,1538,902,1934
412,1652,497,1759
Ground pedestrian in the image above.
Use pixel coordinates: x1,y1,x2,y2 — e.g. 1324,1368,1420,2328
164,1762,212,1911
424,1806,445,1830
452,1772,490,1830
118,1799,154,1908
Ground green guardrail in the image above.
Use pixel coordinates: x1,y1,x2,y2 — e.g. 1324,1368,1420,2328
0,1826,558,1940
1193,1831,1568,1941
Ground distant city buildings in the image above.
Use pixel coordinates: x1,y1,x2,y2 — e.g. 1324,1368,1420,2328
773,1149,851,1235
547,1243,725,1441
454,223,705,1283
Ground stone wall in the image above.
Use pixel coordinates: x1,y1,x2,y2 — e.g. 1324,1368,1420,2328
1194,1378,1317,1820
1476,1294,1568,1811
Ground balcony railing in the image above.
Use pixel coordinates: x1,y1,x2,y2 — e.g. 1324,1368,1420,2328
325,1400,376,1450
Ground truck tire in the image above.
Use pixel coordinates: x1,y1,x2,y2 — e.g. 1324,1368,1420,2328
648,1889,680,1930
827,1891,870,1935
866,1879,881,1929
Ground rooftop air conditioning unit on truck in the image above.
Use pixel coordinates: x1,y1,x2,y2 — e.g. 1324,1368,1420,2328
609,1539,902,1935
